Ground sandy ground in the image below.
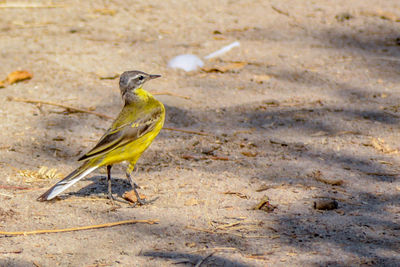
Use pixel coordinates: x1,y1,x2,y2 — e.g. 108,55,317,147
1,0,400,266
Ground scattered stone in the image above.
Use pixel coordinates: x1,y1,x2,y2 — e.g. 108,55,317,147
313,199,338,210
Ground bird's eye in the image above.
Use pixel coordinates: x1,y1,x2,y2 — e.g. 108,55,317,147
138,75,144,81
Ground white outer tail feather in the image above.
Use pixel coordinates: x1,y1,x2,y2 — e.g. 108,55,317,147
45,166,98,200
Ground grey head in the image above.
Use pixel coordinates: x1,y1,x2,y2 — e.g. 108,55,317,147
119,70,161,97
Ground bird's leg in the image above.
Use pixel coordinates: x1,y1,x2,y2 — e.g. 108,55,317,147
130,165,140,189
126,164,146,205
106,165,115,201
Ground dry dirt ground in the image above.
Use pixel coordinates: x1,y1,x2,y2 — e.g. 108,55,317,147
1,1,400,266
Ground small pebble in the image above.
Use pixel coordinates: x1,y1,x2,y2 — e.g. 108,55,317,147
313,199,338,210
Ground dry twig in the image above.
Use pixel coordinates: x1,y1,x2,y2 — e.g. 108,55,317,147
8,97,113,120
311,170,343,186
10,97,210,136
0,3,64,8
194,252,215,267
215,222,241,230
186,225,267,238
190,247,237,254
271,5,290,16
164,127,210,136
182,154,229,161
244,253,273,260
256,183,287,192
222,191,249,199
0,219,158,236
151,91,190,100
0,249,23,254
0,184,32,190
186,225,215,234
0,192,13,198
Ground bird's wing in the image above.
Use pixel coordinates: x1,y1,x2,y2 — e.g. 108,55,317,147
78,106,163,161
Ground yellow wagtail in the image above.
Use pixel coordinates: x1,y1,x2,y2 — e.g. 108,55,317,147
37,70,165,204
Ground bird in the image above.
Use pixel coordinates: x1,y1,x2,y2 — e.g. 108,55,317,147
37,70,165,204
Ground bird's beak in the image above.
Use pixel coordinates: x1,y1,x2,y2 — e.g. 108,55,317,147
149,74,161,80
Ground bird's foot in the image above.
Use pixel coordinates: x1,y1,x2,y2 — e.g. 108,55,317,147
106,193,118,206
106,193,133,207
132,183,148,205
107,191,115,201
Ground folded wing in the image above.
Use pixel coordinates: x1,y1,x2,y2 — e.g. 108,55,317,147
78,106,163,161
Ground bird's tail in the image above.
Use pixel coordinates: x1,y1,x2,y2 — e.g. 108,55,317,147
37,162,98,201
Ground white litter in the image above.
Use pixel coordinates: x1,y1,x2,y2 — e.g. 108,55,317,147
204,41,240,60
168,41,240,72
167,54,204,72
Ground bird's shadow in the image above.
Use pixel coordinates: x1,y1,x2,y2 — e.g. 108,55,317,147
59,175,159,205
64,175,131,199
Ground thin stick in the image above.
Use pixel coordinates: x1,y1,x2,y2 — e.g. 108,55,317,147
164,127,210,136
9,97,113,120
271,5,290,16
0,192,13,198
186,225,215,234
0,184,32,190
0,3,64,8
14,187,46,194
0,219,158,236
190,247,237,254
151,91,190,100
0,249,23,254
10,97,209,136
186,226,269,238
315,176,343,186
182,154,229,161
195,252,215,267
215,222,240,230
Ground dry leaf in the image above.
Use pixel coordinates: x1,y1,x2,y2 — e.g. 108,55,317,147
213,36,227,40
241,151,257,157
122,190,146,203
93,8,116,15
223,191,249,199
202,62,246,73
52,136,65,141
0,80,5,88
98,73,119,80
185,242,196,248
256,183,287,192
252,196,276,212
6,70,33,84
313,199,338,210
309,170,343,186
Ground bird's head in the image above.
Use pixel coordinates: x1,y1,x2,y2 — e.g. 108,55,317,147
119,70,161,97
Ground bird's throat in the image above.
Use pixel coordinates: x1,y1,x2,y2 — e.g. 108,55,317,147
124,87,151,105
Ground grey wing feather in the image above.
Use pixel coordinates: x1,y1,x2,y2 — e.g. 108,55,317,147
78,107,162,161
